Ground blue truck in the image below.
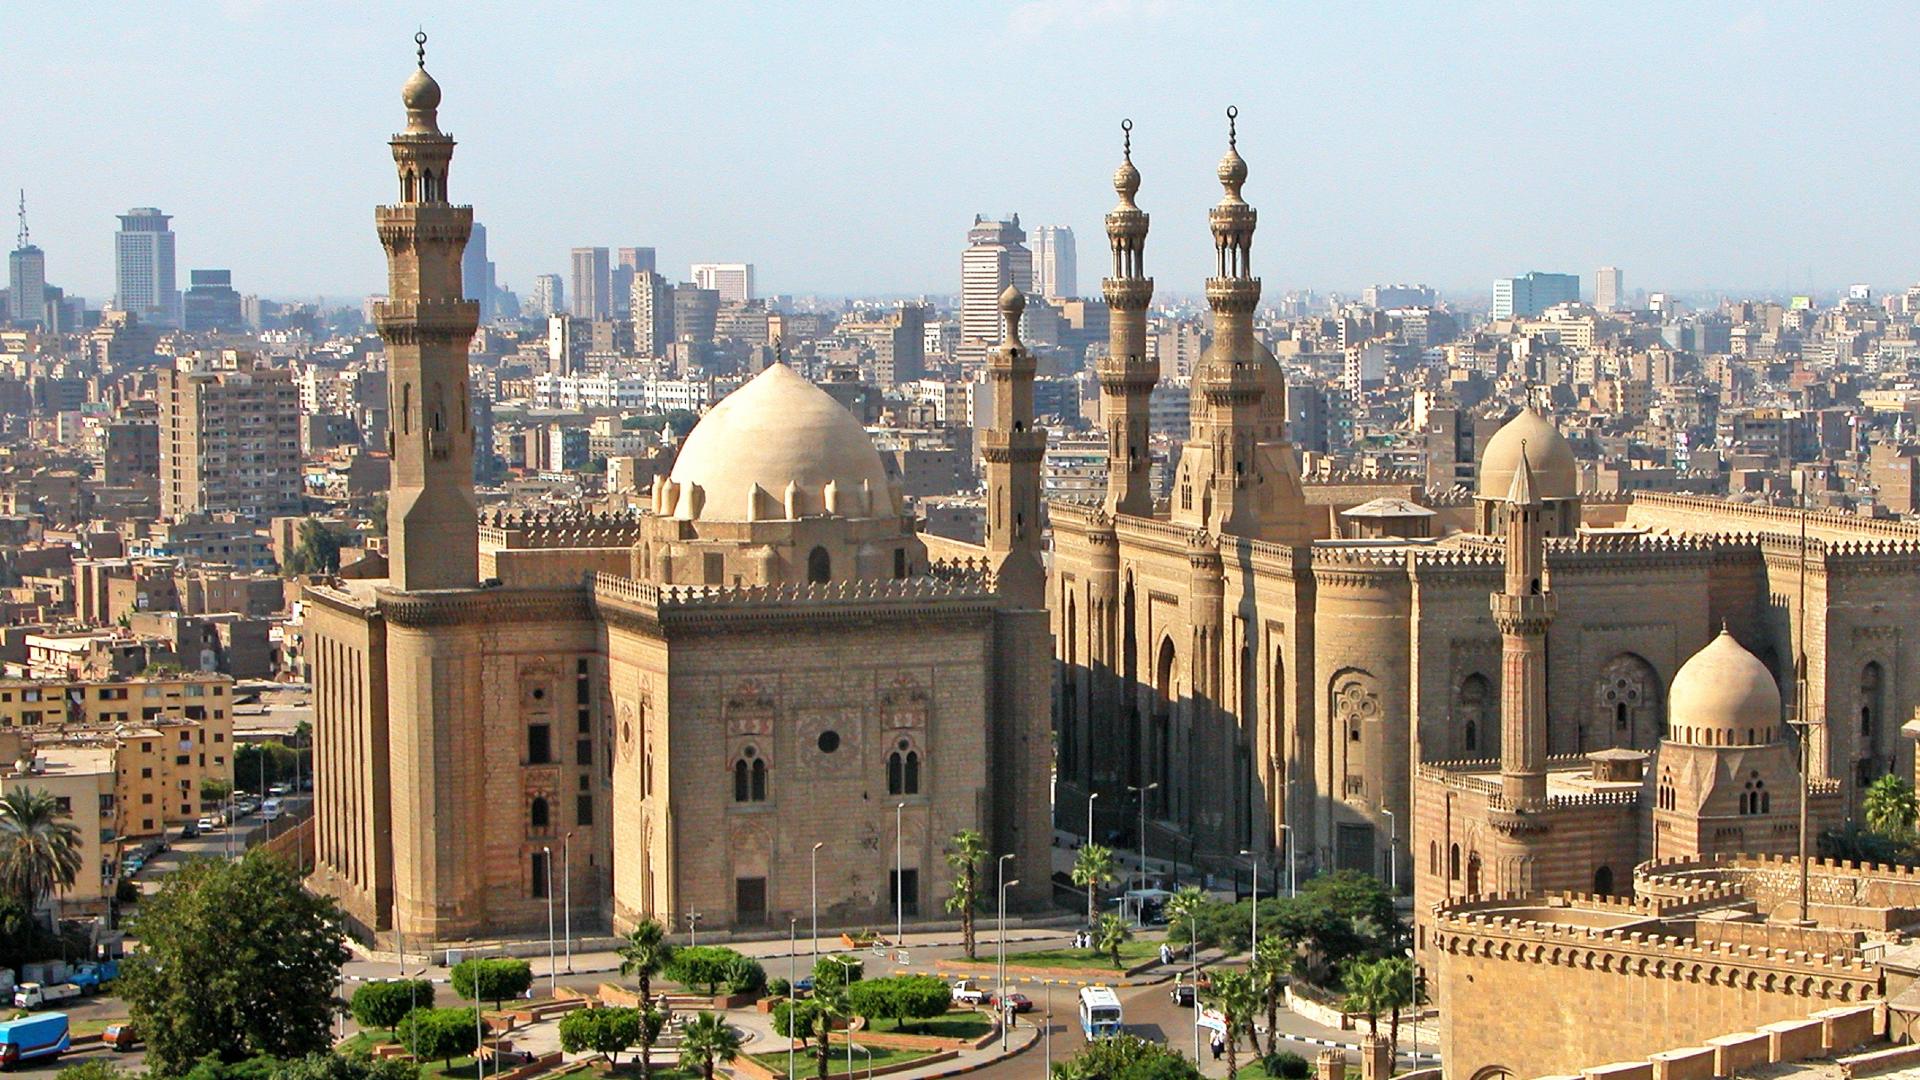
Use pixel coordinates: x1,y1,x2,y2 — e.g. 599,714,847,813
68,961,119,994
0,1012,70,1069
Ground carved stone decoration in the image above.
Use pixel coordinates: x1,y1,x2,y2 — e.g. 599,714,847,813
795,707,861,778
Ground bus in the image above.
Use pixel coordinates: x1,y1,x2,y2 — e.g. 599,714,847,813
1078,985,1124,1038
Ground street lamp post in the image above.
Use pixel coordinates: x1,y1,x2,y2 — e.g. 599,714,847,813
543,846,556,998
1189,905,1202,1067
1044,982,1053,1077
1127,783,1158,911
1278,823,1296,898
686,909,702,947
811,841,824,958
1085,792,1099,928
894,803,906,948
1240,848,1259,959
563,832,573,973
787,918,797,1080
996,853,1018,1051
1383,808,1397,895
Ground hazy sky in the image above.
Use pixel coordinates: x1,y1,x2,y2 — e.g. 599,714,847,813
11,2,1920,303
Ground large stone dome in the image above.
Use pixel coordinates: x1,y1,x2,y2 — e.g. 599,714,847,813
665,363,894,523
1478,407,1579,500
1668,628,1782,745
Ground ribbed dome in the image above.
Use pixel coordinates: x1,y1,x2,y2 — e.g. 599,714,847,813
1478,408,1578,500
666,363,893,523
1669,629,1781,743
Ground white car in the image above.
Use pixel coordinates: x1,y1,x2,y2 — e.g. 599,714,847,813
196,816,218,831
950,980,987,1006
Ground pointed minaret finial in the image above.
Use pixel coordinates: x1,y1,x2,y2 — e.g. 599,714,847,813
999,285,1026,347
1227,105,1238,150
415,29,428,68
1121,118,1132,161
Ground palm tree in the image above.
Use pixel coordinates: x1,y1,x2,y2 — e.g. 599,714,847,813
1093,912,1132,970
1203,969,1260,1079
1374,956,1415,1052
944,830,987,960
1165,884,1206,957
1864,775,1918,844
0,789,81,929
678,1012,742,1080
634,1006,666,1080
1071,843,1117,930
1251,938,1295,1056
617,917,675,1008
1341,958,1391,1037
807,988,848,1080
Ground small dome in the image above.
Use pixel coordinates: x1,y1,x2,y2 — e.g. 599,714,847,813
666,363,894,523
1217,146,1248,190
1669,629,1781,742
1113,159,1141,204
402,66,441,112
1478,408,1578,500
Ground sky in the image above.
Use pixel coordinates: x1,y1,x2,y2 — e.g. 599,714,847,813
9,2,1920,304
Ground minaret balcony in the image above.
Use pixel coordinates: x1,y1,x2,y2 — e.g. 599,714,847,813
1101,277,1153,310
1205,277,1261,314
980,428,1047,464
1491,591,1557,631
1095,353,1157,388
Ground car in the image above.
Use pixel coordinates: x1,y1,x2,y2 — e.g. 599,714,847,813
950,980,987,1006
988,991,1033,1014
196,816,218,832
1170,982,1196,1007
179,822,200,839
103,1024,139,1052
268,783,292,797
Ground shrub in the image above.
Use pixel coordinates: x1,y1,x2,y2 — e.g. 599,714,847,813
845,975,951,1032
722,954,765,995
393,1008,480,1068
665,945,748,995
811,955,863,992
350,980,434,1036
767,977,791,998
558,1006,642,1066
449,957,532,1008
1262,1051,1311,1080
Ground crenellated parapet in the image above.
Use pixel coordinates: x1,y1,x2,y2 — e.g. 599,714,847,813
1635,491,1920,540
1636,850,1920,914
589,566,1000,632
480,508,650,550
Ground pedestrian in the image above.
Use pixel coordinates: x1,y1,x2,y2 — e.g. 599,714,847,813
1211,1031,1225,1061
1159,943,1172,966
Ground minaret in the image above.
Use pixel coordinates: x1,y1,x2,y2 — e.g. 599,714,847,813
1491,445,1555,809
1097,120,1156,517
982,285,1046,608
1170,107,1306,544
375,33,480,591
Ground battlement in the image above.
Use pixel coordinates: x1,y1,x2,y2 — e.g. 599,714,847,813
588,564,998,616
480,508,650,550
1634,492,1920,540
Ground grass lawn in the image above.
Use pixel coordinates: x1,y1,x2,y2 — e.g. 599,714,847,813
1000,939,1161,970
549,1065,703,1080
862,1009,992,1040
751,1038,936,1078
72,1016,125,1039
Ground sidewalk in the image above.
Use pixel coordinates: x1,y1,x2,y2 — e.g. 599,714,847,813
729,1004,1041,1080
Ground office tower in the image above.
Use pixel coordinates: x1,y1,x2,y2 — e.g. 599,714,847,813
1491,271,1581,320
1596,266,1623,312
1031,225,1077,300
182,270,244,332
1362,283,1436,309
532,273,564,314
8,192,46,328
463,221,496,322
690,262,753,304
617,246,656,275
570,246,611,319
671,282,720,344
960,215,1032,362
612,248,654,317
631,270,672,357
158,352,303,521
115,207,178,324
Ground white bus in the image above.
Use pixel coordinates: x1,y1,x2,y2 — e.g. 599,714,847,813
1078,985,1124,1038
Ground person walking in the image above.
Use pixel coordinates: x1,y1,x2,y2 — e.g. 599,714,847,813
1211,1031,1225,1061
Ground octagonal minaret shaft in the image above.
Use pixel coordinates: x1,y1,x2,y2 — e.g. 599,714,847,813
1097,120,1156,517
376,33,480,591
1491,445,1555,809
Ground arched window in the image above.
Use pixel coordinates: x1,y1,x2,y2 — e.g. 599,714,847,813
1593,866,1614,896
1457,674,1491,757
1428,841,1439,875
807,546,831,584
733,760,750,803
751,758,768,802
1448,843,1461,881
530,797,549,831
1594,653,1662,749
733,746,767,803
888,743,921,796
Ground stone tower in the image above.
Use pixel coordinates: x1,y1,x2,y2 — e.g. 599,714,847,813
1097,120,1156,518
376,33,480,591
1170,108,1306,544
982,285,1046,608
1492,445,1555,812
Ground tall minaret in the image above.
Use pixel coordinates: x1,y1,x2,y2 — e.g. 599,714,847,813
1491,445,1555,810
982,286,1046,608
1097,120,1155,517
376,33,480,591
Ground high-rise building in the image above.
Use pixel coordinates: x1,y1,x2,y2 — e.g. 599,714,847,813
690,262,753,304
115,207,178,325
1031,225,1077,300
1491,271,1580,320
531,273,564,315
1596,266,1624,311
612,248,655,318
8,191,46,329
630,270,672,357
671,282,720,344
182,270,244,333
463,221,496,322
570,246,611,319
1363,283,1436,309
158,352,303,521
617,247,656,274
960,215,1032,364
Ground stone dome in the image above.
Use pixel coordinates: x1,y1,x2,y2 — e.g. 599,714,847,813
1477,408,1579,500
664,363,895,523
402,66,442,113
1668,628,1782,744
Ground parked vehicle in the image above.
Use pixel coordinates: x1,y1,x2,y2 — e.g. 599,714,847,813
196,816,219,832
179,822,200,839
12,983,80,1009
949,979,988,1006
0,1012,70,1069
261,799,284,820
69,962,118,995
268,783,292,797
988,991,1033,1014
102,1024,138,1053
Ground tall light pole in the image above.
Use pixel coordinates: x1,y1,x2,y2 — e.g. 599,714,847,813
1382,808,1397,895
686,909,702,947
562,832,573,973
1087,791,1099,846
543,845,556,998
811,841,824,958
1278,823,1296,898
787,918,797,1080
1127,782,1158,908
996,853,1017,1050
1239,848,1259,958
1189,904,1202,1067
1044,981,1053,1077
894,803,906,948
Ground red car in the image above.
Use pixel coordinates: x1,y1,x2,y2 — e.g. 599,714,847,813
989,991,1034,1014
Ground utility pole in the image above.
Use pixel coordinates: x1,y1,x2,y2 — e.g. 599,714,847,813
1788,485,1816,924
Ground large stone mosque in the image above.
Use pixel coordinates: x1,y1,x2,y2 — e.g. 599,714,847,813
303,45,1050,945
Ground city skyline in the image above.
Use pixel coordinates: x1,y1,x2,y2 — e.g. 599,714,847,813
10,4,1920,302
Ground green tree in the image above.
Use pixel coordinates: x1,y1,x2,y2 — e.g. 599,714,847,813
1250,939,1294,1055
632,1007,666,1080
678,1012,743,1080
944,830,987,960
56,1062,134,1080
1071,844,1118,929
770,996,838,1080
845,975,951,1033
0,787,82,927
201,778,234,803
1163,886,1206,956
270,1051,422,1080
449,957,533,1009
723,954,767,995
367,494,388,538
1371,955,1416,1050
811,954,863,994
667,945,749,995
1094,912,1132,970
235,744,303,797
1866,774,1919,844
350,980,434,1038
1340,958,1392,1037
616,917,674,1007
119,851,350,1073
284,519,345,575
1202,969,1260,1079
393,1008,480,1069
1259,1051,1311,1080
558,1006,643,1067
1050,1032,1201,1080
